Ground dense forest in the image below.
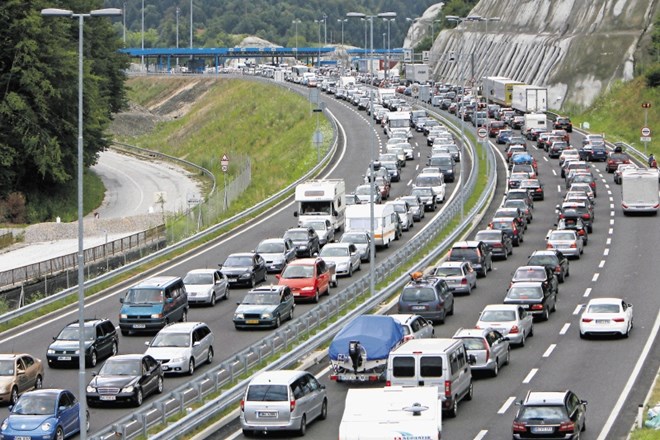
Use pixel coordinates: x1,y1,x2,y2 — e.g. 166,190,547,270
103,0,439,49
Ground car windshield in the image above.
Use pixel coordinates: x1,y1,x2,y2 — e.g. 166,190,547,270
519,405,567,421
285,230,308,240
341,233,368,244
476,231,501,241
434,267,462,277
281,265,314,279
480,310,516,322
514,269,545,280
150,332,190,348
246,384,288,402
242,293,279,306
587,304,621,313
224,256,253,267
528,255,557,266
183,273,213,285
412,188,433,197
507,286,543,300
56,326,95,341
124,288,163,304
12,394,56,415
320,247,349,257
355,186,371,195
0,360,14,376
450,249,477,259
490,222,511,230
401,287,437,302
256,242,285,254
392,204,407,213
99,359,142,376
549,232,576,241
430,157,453,166
459,337,487,350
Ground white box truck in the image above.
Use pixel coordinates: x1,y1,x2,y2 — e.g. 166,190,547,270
512,85,548,113
345,203,397,247
405,64,430,83
621,168,659,215
294,179,346,231
482,76,524,106
377,88,396,105
339,386,442,440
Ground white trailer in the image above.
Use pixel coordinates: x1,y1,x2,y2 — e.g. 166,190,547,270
512,85,548,113
524,113,547,133
405,64,430,83
339,386,442,440
384,111,412,139
294,179,346,231
482,76,524,107
621,168,659,215
345,203,397,247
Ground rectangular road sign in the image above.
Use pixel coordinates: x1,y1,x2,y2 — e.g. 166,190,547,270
640,136,652,142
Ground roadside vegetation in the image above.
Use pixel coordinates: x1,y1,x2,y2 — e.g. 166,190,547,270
630,371,660,439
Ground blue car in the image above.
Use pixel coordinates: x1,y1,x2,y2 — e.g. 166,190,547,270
0,389,87,440
496,129,514,145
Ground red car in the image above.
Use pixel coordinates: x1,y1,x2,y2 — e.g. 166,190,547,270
489,121,506,138
276,258,337,302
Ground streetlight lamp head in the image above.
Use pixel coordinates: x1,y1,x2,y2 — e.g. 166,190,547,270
377,12,397,18
347,12,366,18
445,15,460,21
466,15,482,21
41,8,73,16
91,8,123,17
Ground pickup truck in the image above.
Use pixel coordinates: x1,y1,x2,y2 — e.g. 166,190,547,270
276,257,337,303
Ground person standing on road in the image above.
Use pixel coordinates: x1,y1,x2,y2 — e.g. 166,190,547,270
648,154,657,168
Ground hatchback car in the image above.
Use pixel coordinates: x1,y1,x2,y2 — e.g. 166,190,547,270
284,227,321,258
504,282,557,322
0,354,44,406
519,179,545,200
319,243,361,277
411,186,437,211
339,231,372,262
512,390,587,440
1,389,87,440
233,285,295,330
400,195,425,221
476,304,534,347
47,318,118,368
86,354,163,407
432,261,478,295
453,328,510,377
254,238,297,273
397,273,454,324
527,250,570,283
555,217,589,246
144,322,214,375
240,370,327,436
475,229,513,260
489,217,524,246
386,200,414,231
389,314,435,341
510,266,559,297
546,230,584,259
579,298,633,338
299,219,335,246
219,252,268,287
183,269,229,306
448,241,493,277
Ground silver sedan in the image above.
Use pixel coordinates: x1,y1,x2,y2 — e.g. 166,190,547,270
476,304,534,347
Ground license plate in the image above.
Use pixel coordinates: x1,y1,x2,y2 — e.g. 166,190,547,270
133,324,146,329
245,319,259,324
338,374,370,382
257,411,277,418
99,395,116,401
520,304,530,309
596,319,610,324
57,356,71,361
293,292,300,296
411,305,426,311
531,426,554,433
15,437,31,440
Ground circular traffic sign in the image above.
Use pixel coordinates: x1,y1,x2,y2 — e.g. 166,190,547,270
477,127,488,139
641,127,651,137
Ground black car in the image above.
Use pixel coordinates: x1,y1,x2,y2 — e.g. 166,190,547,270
519,179,545,201
513,390,587,439
448,241,493,277
219,252,268,287
47,319,119,368
283,227,320,257
510,266,559,297
527,250,570,283
86,354,164,407
474,229,513,260
553,116,574,132
504,282,556,321
427,154,456,182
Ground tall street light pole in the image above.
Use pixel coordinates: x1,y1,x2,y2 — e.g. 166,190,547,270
322,13,327,46
40,11,122,439
314,18,324,67
141,0,144,67
122,2,126,44
176,7,180,66
383,17,395,81
292,19,301,60
347,11,396,297
190,0,193,49
337,18,347,47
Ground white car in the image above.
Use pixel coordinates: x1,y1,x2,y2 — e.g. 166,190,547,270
319,243,361,277
183,269,229,306
476,304,534,347
579,298,633,338
390,314,435,341
432,261,477,295
386,200,413,231
144,322,214,375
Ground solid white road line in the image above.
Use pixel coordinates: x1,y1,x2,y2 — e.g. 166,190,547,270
560,323,571,335
573,304,583,315
592,273,600,282
498,397,517,414
597,310,660,439
543,344,556,358
474,430,489,440
523,368,538,384
584,287,592,297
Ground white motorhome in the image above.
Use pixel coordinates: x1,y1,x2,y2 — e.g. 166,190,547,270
523,113,547,133
345,203,397,247
339,386,442,440
384,111,412,139
621,168,659,215
294,179,346,231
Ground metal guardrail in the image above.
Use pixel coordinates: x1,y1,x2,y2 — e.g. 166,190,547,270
89,105,498,440
0,86,339,327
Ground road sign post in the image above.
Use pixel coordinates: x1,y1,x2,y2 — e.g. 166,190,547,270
642,103,652,156
221,154,229,210
477,127,488,139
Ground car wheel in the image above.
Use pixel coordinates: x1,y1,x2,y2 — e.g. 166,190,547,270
89,350,97,368
289,306,295,320
357,260,361,272
55,426,64,440
298,414,307,436
274,315,281,329
529,325,534,337
181,310,187,323
111,341,118,357
492,359,499,377
86,409,90,431
156,375,164,393
348,265,353,277
250,275,256,288
519,332,526,347
242,429,254,438
551,301,557,312
542,307,550,321
559,272,565,283
438,310,446,325
320,398,328,420
209,293,216,307
9,386,18,406
447,397,458,418
207,346,214,365
448,301,455,316
134,388,143,407
504,347,511,365
580,331,586,339
466,381,474,401
313,289,320,303
121,329,129,336
188,358,195,375
35,375,43,389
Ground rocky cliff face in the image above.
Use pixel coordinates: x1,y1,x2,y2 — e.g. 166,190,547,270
424,0,658,109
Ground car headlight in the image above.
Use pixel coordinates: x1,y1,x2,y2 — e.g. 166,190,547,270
234,313,244,320
239,273,251,279
121,385,134,393
151,313,163,319
1,419,7,430
262,313,272,319
47,349,55,355
301,286,315,292
120,314,128,319
338,263,349,270
172,357,187,363
73,350,80,355
86,385,95,393
41,422,52,432
0,385,8,393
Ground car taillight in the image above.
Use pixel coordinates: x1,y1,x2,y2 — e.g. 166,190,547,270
386,380,391,386
509,325,519,334
558,421,575,433
559,214,565,219
492,242,502,247
578,230,585,236
547,243,554,249
461,278,468,285
582,318,593,323
555,266,561,273
536,188,542,192
531,304,543,310
404,335,414,342
240,399,245,411
512,421,527,433
613,318,625,322
582,214,591,219
570,243,577,248
290,400,296,412
444,380,451,398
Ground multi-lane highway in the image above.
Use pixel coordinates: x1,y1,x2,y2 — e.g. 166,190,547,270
213,96,660,440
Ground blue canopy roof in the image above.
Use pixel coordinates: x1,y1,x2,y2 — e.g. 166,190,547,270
329,315,404,361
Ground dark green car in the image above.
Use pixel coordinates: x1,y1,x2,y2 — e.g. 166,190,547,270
233,286,295,330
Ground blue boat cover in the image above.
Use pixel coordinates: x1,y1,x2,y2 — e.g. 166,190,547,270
329,315,404,361
512,153,533,164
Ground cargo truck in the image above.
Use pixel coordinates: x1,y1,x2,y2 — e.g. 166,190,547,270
512,85,548,113
405,64,430,84
621,168,659,215
482,76,524,107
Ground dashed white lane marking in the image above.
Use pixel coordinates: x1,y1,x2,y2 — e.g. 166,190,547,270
543,156,549,162
407,179,413,186
415,164,419,171
543,344,557,358
474,430,488,440
604,248,609,256
498,397,517,414
592,273,600,282
573,304,583,315
602,178,607,183
607,238,612,245
560,323,571,335
607,190,612,195
605,184,610,189
610,210,615,217
609,196,614,202
610,203,614,209
557,184,562,192
523,368,538,384
599,260,606,268
609,219,614,225
552,169,557,176
608,228,613,235
584,287,592,297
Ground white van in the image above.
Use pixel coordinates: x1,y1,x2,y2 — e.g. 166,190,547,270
345,204,397,248
339,386,441,440
413,173,446,203
386,338,474,418
621,168,659,215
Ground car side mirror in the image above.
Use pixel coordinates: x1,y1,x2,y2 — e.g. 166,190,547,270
144,341,150,346
581,400,588,405
53,336,57,341
193,341,201,347
236,302,241,305
628,303,633,308
166,298,174,304
217,264,223,269
468,354,477,365
293,211,299,217
119,298,124,304
16,369,25,375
